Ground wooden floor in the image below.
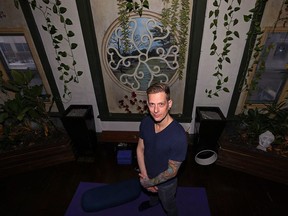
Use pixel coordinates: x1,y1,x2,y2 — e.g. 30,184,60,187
0,142,287,216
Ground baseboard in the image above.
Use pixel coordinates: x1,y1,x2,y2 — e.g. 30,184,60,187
97,131,139,143
97,131,193,145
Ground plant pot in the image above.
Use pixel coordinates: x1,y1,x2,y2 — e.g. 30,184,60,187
217,123,288,184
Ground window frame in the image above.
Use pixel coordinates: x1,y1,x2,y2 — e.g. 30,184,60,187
238,27,288,111
0,28,57,112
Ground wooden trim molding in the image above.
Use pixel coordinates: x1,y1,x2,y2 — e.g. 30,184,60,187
97,131,139,143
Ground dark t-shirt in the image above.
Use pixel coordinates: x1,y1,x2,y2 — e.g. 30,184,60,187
139,115,187,185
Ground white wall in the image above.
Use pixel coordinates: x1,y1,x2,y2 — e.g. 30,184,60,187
192,0,256,132
29,0,103,131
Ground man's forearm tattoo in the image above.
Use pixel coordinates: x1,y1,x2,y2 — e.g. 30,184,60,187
141,160,182,188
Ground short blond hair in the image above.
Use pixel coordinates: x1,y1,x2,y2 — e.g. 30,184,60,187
146,83,170,100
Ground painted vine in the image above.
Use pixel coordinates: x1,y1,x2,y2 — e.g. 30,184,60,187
118,0,190,80
15,0,82,101
206,0,242,98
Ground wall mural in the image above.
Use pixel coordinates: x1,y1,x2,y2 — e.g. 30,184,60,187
77,0,205,121
90,1,190,115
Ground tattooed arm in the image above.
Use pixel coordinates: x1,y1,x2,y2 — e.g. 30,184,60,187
140,159,182,188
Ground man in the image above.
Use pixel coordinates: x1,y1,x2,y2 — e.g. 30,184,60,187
136,82,188,216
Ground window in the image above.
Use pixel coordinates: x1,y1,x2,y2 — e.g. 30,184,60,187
245,28,288,108
0,30,55,109
104,16,179,92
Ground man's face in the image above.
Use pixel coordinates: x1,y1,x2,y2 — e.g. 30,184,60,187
147,92,172,122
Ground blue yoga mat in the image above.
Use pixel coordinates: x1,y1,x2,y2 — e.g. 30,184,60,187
65,182,211,216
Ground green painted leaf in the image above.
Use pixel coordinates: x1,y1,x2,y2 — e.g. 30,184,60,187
55,34,63,40
210,22,215,29
223,87,229,92
65,18,73,25
14,0,19,9
71,43,78,49
53,5,57,13
53,39,60,44
213,0,218,7
59,7,67,14
31,0,36,10
234,31,239,38
143,0,149,9
56,0,61,6
210,43,217,50
67,31,75,37
63,64,70,70
50,25,57,34
209,11,214,18
226,30,232,35
60,15,65,23
58,51,67,57
42,25,47,31
243,15,252,22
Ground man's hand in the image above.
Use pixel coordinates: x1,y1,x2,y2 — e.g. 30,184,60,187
147,186,158,193
139,160,182,188
139,173,153,188
139,173,158,192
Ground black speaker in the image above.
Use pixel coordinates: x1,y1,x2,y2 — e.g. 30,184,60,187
194,107,226,165
61,105,97,156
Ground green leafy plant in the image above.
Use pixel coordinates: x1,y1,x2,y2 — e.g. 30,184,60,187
161,0,190,79
117,0,190,80
206,0,242,98
0,70,56,148
236,102,288,147
14,0,83,101
117,0,150,53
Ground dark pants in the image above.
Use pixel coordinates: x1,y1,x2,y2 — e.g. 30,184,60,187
149,179,178,216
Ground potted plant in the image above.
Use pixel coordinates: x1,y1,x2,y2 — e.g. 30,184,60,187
235,102,288,152
217,102,288,184
0,70,74,178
